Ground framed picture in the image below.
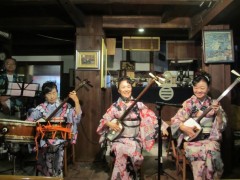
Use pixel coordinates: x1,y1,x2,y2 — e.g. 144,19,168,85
76,50,100,69
101,38,108,88
203,30,234,63
120,61,135,70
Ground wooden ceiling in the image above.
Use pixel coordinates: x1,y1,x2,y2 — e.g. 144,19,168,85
0,0,240,55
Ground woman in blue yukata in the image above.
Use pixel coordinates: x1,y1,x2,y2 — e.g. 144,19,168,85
97,76,169,180
27,81,82,177
171,70,227,180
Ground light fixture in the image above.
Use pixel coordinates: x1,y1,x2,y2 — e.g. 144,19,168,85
208,1,212,8
199,1,204,7
199,0,213,8
138,28,144,33
0,30,11,39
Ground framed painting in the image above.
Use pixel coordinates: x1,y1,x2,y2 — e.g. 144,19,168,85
101,38,108,88
120,61,135,70
203,30,234,63
76,50,100,69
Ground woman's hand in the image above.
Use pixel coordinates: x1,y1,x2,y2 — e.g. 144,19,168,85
211,99,220,114
69,91,79,102
180,124,197,138
106,121,122,132
212,99,224,125
69,90,82,115
162,129,169,137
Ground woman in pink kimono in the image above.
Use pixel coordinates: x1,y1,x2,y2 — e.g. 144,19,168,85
97,76,168,180
171,71,227,180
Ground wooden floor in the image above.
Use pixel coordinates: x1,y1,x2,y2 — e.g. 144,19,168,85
1,154,240,180
0,151,188,180
0,143,239,180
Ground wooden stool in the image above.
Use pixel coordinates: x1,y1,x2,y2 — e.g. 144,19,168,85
63,143,75,177
171,140,190,180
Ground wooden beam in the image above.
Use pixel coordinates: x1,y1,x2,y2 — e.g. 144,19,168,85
1,0,219,6
57,0,85,27
189,0,234,39
72,0,218,6
0,17,74,30
103,16,191,29
161,9,174,23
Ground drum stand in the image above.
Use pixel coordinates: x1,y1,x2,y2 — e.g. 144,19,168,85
0,143,19,175
9,152,17,175
0,142,34,175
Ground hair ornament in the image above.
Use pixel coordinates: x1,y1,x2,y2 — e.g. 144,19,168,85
204,75,210,82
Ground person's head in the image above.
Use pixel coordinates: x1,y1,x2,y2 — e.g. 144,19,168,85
192,70,211,101
42,81,58,104
4,58,17,74
117,76,133,100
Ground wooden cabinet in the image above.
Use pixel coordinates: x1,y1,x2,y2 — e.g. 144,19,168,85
166,41,201,60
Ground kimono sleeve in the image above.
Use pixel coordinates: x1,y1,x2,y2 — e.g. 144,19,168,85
138,103,158,151
96,104,117,144
26,106,43,122
170,99,192,138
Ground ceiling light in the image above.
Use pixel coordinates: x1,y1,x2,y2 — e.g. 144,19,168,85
208,1,212,8
138,28,145,33
0,30,11,39
199,1,204,7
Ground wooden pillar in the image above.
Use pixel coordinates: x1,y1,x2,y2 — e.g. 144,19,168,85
126,50,131,61
149,51,154,72
74,16,109,161
202,25,232,175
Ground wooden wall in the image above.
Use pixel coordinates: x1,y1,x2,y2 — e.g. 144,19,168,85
73,21,235,177
202,25,232,174
75,70,112,161
74,16,111,162
166,41,201,60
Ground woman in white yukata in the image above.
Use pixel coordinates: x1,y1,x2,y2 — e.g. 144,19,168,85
27,81,82,177
97,76,169,180
171,70,227,180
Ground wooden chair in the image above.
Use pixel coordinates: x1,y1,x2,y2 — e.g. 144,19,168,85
161,104,190,180
168,135,190,180
166,128,190,180
63,143,75,177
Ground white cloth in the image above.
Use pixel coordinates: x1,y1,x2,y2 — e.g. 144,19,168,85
5,75,13,109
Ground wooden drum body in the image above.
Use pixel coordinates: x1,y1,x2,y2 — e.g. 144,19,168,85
0,119,36,143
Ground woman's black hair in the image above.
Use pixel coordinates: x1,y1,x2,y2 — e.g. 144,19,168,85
42,81,58,96
117,76,133,89
192,70,211,86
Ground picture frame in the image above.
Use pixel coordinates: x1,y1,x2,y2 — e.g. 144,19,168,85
120,61,135,70
101,38,108,88
203,30,234,63
76,50,100,69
